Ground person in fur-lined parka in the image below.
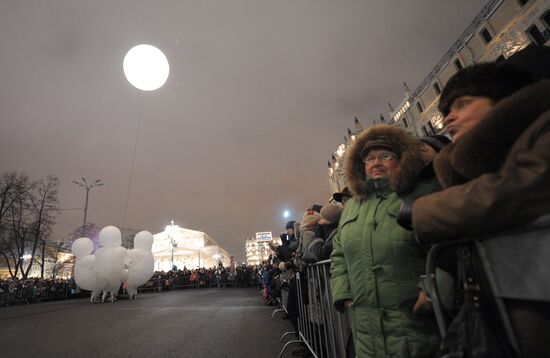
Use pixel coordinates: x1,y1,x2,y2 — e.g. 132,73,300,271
330,124,441,357
398,62,550,357
403,64,549,242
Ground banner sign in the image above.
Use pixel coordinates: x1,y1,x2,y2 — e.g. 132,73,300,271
255,231,273,241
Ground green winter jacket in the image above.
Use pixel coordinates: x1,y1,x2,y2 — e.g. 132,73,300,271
330,124,443,357
331,178,440,357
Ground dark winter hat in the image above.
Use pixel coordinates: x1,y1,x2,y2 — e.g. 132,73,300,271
506,44,550,79
438,62,536,116
308,204,323,213
285,220,296,230
420,135,451,153
320,204,343,224
332,186,352,203
360,137,401,159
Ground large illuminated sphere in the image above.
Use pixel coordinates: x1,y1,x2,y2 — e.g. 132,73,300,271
283,210,290,219
123,44,169,91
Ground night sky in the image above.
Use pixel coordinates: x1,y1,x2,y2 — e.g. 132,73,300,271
0,0,487,263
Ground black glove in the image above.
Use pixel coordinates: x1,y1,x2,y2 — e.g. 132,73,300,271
397,196,415,231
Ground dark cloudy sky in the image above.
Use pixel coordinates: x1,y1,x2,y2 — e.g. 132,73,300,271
0,0,487,262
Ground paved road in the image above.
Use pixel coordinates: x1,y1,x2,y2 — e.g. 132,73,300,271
0,288,298,358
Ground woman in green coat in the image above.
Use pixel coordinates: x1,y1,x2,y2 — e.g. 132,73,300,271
330,124,440,357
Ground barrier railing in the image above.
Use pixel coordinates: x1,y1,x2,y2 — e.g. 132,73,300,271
0,283,87,307
423,217,550,357
278,260,349,358
1,273,261,307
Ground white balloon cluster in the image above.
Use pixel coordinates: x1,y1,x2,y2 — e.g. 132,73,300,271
71,226,154,302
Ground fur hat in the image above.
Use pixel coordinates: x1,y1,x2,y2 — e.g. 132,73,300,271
320,204,343,224
506,44,550,79
420,135,451,153
344,124,425,198
438,62,535,116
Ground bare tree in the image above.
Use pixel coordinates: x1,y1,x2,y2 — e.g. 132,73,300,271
0,172,31,277
0,173,59,279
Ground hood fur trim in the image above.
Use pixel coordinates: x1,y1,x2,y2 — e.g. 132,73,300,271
344,124,425,198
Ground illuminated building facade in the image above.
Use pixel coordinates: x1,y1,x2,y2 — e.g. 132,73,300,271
152,222,231,271
328,0,549,193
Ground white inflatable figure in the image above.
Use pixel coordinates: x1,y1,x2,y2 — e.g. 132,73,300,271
94,226,127,302
125,231,154,300
71,237,100,303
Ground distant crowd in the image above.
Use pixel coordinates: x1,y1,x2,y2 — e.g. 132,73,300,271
0,265,263,307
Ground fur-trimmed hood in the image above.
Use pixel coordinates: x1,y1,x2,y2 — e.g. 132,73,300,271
435,79,550,187
344,124,425,198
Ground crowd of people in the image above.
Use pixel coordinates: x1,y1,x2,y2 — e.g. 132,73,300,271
262,45,550,358
2,45,548,357
0,265,263,307
141,265,261,292
0,277,83,306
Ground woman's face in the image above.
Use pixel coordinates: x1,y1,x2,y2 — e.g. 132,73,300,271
444,95,493,141
363,149,400,180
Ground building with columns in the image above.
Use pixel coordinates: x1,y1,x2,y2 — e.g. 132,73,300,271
152,221,231,271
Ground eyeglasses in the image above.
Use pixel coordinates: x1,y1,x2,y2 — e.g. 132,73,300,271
363,153,399,164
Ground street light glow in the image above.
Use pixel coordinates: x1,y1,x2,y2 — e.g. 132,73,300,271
283,210,290,218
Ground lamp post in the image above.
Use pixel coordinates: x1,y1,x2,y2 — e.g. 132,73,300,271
166,220,178,271
72,178,103,228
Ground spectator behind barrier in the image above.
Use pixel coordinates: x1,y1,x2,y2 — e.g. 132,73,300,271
397,59,550,356
302,203,343,263
330,124,442,357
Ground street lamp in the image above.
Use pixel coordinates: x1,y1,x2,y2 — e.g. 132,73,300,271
165,220,179,271
73,178,103,228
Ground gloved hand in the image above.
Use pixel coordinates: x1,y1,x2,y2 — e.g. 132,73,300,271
397,196,415,231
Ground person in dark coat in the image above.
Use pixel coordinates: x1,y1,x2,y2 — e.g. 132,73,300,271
398,60,550,356
303,203,343,263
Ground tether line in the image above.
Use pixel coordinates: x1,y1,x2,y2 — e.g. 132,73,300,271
122,95,144,228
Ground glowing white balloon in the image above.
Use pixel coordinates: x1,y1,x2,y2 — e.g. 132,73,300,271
99,226,122,247
123,44,169,91
134,231,153,251
72,237,94,258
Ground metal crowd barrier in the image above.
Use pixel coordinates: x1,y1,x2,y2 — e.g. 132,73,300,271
278,260,349,358
0,283,84,307
137,274,248,293
423,216,550,358
1,272,259,306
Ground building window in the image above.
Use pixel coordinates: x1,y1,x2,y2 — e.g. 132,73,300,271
416,102,424,114
527,25,546,45
517,0,531,6
496,54,506,62
480,28,492,44
541,11,550,29
433,82,441,95
402,117,408,128
454,58,463,71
